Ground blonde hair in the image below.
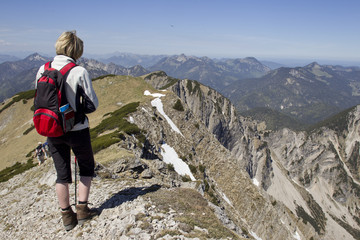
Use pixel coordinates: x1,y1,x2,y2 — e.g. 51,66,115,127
55,31,83,60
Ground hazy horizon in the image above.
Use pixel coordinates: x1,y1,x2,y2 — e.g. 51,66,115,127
1,50,359,68
1,0,360,65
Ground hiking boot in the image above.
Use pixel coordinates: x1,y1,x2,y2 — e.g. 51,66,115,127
61,207,77,231
76,203,98,225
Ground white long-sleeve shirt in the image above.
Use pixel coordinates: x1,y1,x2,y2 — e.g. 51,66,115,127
36,55,99,131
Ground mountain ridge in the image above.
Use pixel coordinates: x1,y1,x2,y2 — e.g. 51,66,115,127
0,72,359,239
2,52,360,131
164,75,360,239
0,54,150,102
223,62,360,127
100,52,167,68
149,54,271,90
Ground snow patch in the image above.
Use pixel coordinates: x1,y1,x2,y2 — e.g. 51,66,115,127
144,90,165,98
293,231,301,240
141,107,150,114
250,231,263,240
219,191,232,206
144,90,183,136
31,54,46,61
129,116,134,123
252,178,260,187
160,144,195,181
151,98,183,136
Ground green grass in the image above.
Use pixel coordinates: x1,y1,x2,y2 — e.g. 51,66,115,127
90,102,145,153
181,175,192,182
143,71,179,90
167,163,175,171
0,89,35,114
241,107,305,131
90,102,140,138
159,76,179,90
295,198,326,235
188,164,197,174
92,74,116,82
199,164,205,174
91,132,125,154
306,105,356,134
329,214,360,239
186,80,202,97
173,99,184,111
23,125,35,135
0,158,37,183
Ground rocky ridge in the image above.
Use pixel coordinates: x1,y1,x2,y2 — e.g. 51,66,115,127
160,73,360,239
1,71,359,239
223,62,360,126
77,58,150,79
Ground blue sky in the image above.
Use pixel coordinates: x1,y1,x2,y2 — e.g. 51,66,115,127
1,0,359,64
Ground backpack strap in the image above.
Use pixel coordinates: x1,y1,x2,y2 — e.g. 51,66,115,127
44,61,52,71
43,61,76,76
59,62,77,77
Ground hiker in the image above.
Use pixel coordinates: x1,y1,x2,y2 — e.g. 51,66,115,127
43,141,50,158
35,31,99,231
34,142,45,165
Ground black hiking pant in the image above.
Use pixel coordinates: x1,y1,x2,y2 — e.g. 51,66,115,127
47,128,95,183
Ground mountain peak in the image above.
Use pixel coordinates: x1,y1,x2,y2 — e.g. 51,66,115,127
24,53,47,62
176,54,188,62
244,56,259,62
305,61,321,68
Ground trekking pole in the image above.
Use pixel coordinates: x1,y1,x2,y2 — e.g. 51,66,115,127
74,156,77,206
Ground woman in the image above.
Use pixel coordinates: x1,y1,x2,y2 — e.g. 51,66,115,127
35,31,99,231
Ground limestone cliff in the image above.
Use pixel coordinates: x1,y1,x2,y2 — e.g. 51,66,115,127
1,72,359,239
146,73,359,239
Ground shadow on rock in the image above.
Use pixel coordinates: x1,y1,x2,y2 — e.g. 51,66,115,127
98,184,161,212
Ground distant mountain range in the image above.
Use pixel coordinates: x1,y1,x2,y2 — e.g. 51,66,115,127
76,58,149,79
0,54,50,102
0,53,271,102
0,54,20,64
149,54,271,90
223,62,360,128
99,52,167,68
2,52,360,130
0,53,150,102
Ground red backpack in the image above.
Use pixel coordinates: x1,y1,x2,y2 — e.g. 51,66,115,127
33,61,76,137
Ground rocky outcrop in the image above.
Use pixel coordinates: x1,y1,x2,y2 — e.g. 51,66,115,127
267,108,360,240
148,75,360,239
170,79,269,180
0,159,241,239
143,71,178,90
138,76,317,239
130,87,313,240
